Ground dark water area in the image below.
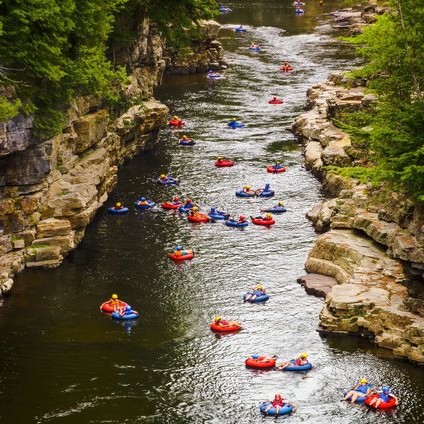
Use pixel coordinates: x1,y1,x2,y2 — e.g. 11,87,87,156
1,1,424,423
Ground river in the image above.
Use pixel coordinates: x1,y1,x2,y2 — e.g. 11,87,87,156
1,1,424,423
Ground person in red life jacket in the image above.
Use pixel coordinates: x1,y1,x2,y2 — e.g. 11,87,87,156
242,185,255,195
172,196,180,204
214,316,230,327
343,378,373,403
280,62,292,72
263,213,273,221
263,394,286,415
277,352,309,370
367,386,398,408
238,215,246,223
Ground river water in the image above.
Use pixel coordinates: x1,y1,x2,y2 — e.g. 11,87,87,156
1,1,424,423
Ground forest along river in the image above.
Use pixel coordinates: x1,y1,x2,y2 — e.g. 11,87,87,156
1,1,424,423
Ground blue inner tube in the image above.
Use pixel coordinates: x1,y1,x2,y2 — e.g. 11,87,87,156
259,402,293,416
228,122,245,128
207,73,223,79
343,391,366,403
135,201,155,209
295,9,304,13
108,207,129,215
209,213,230,220
158,179,178,186
225,220,248,228
235,190,254,197
235,28,247,32
258,190,275,197
248,47,261,51
263,206,287,213
179,140,196,146
283,359,312,371
243,293,269,303
178,205,193,213
111,311,139,320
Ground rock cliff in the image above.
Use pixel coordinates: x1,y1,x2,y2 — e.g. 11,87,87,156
0,18,172,295
293,74,424,364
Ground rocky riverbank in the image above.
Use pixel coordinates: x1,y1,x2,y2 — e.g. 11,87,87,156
0,17,225,296
292,72,424,364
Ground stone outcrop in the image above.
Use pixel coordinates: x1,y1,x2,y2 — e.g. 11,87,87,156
0,18,170,295
293,72,424,364
165,20,228,74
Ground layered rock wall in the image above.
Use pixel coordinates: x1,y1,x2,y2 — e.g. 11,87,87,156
0,18,169,295
293,74,424,364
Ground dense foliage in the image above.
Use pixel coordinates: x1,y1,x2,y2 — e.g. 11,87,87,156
0,0,217,137
340,0,424,201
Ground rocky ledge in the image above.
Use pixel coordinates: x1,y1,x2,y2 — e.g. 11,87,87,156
0,18,170,296
165,20,228,74
292,73,424,364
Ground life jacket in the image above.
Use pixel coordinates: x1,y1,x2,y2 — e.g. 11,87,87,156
357,384,371,394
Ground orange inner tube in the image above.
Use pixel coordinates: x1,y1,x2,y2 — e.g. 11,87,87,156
100,300,128,314
245,356,276,368
210,322,241,332
169,250,194,261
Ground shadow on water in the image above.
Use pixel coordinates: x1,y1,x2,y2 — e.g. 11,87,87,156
1,1,424,423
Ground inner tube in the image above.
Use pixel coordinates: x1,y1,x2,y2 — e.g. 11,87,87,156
161,201,182,210
259,402,293,416
219,6,232,13
188,214,210,223
111,310,139,320
235,27,247,32
364,394,397,409
210,322,241,332
235,190,255,198
157,178,178,186
207,73,223,79
245,356,276,369
135,200,155,210
268,99,283,104
282,359,312,371
343,391,366,404
178,204,194,213
100,300,128,314
251,217,276,226
179,139,196,146
267,165,286,173
248,47,261,51
295,9,305,14
258,190,275,197
228,122,245,128
169,250,194,261
243,293,269,303
209,212,230,220
215,159,234,167
108,207,129,215
262,206,287,213
225,220,249,228
169,119,185,127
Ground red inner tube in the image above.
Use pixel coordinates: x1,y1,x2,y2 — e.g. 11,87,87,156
279,67,293,72
210,322,241,332
169,251,194,261
161,201,182,209
252,218,276,225
100,300,128,314
245,357,276,368
365,394,397,409
268,99,283,104
267,165,286,173
215,160,234,167
188,214,210,223
169,120,184,126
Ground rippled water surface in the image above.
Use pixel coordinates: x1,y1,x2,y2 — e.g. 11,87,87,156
1,1,424,423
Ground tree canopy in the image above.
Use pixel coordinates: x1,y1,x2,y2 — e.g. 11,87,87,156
0,0,217,137
339,0,424,201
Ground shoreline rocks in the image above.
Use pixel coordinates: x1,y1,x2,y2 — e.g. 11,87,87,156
293,72,424,363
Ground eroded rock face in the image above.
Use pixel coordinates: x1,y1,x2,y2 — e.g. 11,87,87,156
165,20,228,74
294,74,424,364
0,19,170,295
